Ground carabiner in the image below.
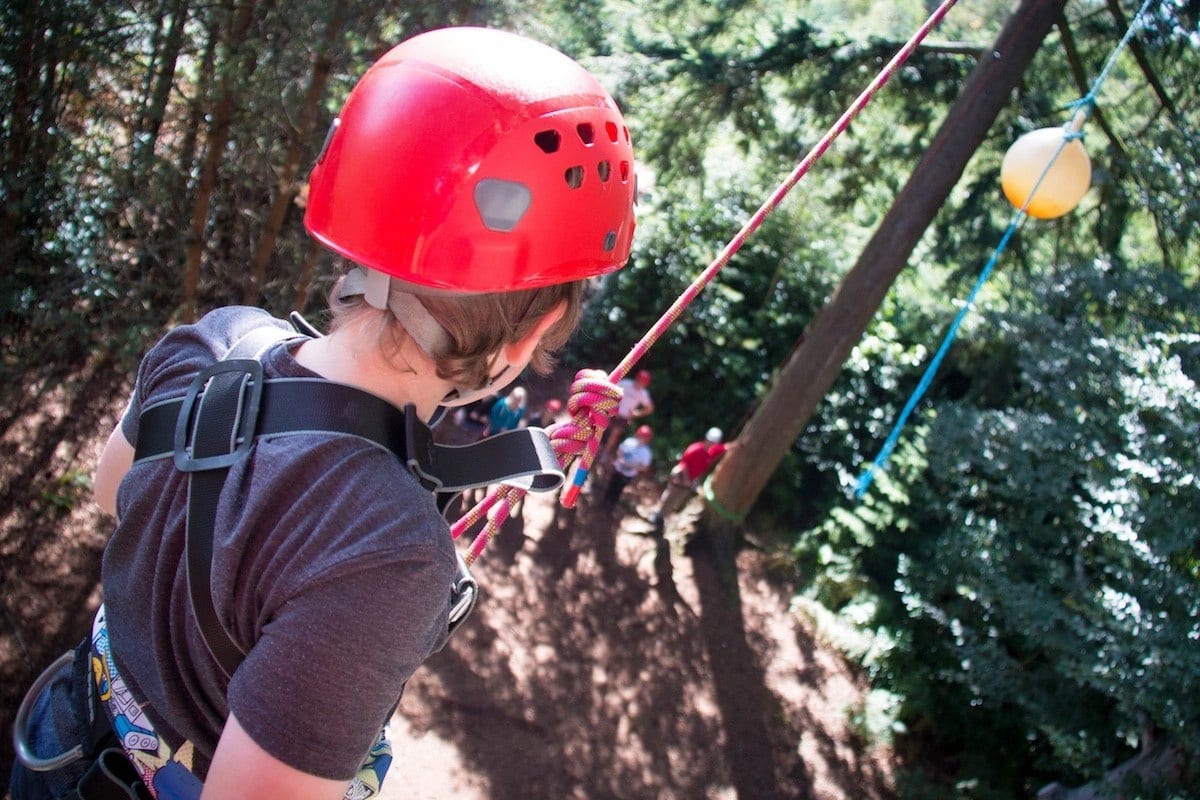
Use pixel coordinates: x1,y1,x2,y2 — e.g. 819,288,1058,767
13,650,84,772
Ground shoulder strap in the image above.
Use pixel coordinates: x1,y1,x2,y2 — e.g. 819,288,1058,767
135,380,564,494
135,320,563,677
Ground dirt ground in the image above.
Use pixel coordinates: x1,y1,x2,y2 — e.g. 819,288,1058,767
0,367,896,799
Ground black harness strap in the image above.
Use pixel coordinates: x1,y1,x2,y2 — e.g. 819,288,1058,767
65,749,152,800
135,380,564,495
135,324,564,678
174,359,262,678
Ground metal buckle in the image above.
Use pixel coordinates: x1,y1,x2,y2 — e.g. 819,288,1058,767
173,359,264,473
13,650,83,772
403,404,443,492
447,552,479,637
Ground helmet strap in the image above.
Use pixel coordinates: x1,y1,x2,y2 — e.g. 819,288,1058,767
438,362,520,408
340,266,517,409
340,267,452,357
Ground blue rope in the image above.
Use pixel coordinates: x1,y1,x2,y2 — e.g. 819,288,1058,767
854,212,1023,499
854,0,1157,500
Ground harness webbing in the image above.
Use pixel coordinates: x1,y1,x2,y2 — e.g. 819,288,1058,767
133,323,566,672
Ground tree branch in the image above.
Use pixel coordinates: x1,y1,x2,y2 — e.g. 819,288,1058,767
1105,0,1179,120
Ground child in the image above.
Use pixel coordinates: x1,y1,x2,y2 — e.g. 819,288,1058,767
600,369,654,461
483,386,527,437
11,26,636,800
604,425,655,508
525,397,564,430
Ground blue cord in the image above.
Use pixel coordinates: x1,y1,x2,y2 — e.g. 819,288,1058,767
854,212,1023,499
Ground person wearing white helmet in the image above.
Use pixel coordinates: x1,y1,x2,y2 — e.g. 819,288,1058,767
12,26,637,800
650,426,734,525
604,424,655,508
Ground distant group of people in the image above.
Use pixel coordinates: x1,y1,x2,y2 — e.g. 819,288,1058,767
596,369,734,524
445,368,732,528
452,387,564,440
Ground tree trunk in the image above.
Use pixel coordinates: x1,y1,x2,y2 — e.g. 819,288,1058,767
243,0,348,306
290,240,323,315
129,0,190,184
688,518,786,800
180,0,258,322
0,0,53,270
707,0,1069,518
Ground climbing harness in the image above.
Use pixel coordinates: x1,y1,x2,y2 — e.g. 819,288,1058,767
130,317,565,671
452,0,963,549
12,635,152,799
854,0,1160,499
13,313,566,797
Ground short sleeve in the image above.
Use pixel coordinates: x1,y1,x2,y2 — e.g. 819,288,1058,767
227,545,452,779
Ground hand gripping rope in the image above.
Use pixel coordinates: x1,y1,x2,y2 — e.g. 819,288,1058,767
451,0,963,563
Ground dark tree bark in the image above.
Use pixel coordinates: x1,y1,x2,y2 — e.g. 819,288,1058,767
180,0,259,322
0,0,55,270
129,0,190,185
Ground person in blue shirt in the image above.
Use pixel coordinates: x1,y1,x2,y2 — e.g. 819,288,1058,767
484,386,526,437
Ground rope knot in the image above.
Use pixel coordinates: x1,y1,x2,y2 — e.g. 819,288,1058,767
550,369,623,507
451,369,626,561
550,369,621,453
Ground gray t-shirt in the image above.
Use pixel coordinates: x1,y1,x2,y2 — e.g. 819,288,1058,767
103,306,456,780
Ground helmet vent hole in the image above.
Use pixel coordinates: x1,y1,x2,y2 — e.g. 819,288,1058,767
619,161,630,182
534,130,561,154
474,179,532,231
576,123,595,145
597,160,611,182
564,166,585,189
605,121,619,142
603,231,618,252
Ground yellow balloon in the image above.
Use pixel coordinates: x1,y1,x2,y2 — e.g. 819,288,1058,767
1000,126,1091,219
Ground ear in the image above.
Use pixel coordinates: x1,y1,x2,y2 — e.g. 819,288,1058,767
501,300,567,367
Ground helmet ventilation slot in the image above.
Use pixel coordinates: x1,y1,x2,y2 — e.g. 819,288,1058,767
534,130,561,153
474,179,532,231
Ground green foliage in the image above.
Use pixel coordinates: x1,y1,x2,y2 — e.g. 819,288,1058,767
806,259,1200,796
39,467,94,514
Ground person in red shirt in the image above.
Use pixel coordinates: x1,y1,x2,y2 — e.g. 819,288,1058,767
649,427,732,524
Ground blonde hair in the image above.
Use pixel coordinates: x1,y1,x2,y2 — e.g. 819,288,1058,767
328,273,585,390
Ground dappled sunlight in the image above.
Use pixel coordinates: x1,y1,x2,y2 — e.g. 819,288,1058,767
386,484,895,799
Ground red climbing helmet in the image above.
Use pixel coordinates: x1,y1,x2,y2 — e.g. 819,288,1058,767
635,425,653,441
304,27,637,293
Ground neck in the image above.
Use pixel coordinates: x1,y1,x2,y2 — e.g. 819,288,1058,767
293,325,453,422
